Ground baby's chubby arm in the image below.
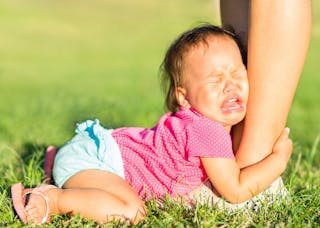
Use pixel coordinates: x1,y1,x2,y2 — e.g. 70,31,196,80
200,128,292,204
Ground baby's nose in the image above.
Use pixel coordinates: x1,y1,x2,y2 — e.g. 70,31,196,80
223,80,237,93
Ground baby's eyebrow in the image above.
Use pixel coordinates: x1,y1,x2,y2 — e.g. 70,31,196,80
206,70,222,77
206,65,246,77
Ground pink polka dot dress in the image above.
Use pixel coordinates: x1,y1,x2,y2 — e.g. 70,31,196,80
111,108,234,199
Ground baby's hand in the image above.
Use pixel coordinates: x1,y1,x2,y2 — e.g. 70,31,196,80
272,128,293,166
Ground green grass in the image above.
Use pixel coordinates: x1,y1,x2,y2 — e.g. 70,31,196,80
0,0,319,227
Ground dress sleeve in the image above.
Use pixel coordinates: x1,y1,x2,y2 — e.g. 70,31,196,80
185,118,235,159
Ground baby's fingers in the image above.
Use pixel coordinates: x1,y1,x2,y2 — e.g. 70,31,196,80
279,128,290,141
275,128,291,146
274,127,293,161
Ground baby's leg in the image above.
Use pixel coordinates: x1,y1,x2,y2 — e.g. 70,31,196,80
62,169,146,223
23,170,145,224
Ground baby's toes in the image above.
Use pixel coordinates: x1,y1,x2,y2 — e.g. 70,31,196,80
25,207,37,217
25,204,35,214
26,207,41,223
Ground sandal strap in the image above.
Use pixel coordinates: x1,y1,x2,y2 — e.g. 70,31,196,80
32,191,50,224
32,185,56,224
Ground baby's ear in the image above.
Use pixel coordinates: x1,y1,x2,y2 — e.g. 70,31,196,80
175,87,191,108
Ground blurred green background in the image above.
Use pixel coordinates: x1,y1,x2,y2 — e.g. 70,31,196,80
0,1,319,226
0,0,319,151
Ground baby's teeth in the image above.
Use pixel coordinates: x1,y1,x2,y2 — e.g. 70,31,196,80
228,98,237,103
228,105,240,110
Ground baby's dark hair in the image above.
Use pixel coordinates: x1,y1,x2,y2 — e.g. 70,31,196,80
160,24,247,113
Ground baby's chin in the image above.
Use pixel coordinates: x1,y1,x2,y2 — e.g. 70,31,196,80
199,109,245,128
221,113,245,127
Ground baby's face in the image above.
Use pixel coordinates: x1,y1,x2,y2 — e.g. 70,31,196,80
178,35,248,131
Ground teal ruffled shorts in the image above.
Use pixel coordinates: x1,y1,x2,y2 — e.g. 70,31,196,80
52,119,125,187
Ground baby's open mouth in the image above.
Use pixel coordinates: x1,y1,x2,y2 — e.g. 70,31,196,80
221,96,244,113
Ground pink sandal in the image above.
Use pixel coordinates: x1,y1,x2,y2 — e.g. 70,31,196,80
11,183,56,224
43,146,58,184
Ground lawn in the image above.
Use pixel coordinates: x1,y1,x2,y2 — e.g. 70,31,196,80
0,0,319,227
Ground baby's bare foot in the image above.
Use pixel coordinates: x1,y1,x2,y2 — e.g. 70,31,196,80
25,187,60,224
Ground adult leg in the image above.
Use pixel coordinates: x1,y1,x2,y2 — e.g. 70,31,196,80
22,170,146,224
221,0,312,168
220,0,249,49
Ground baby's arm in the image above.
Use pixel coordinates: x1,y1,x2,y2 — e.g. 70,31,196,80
201,128,292,204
